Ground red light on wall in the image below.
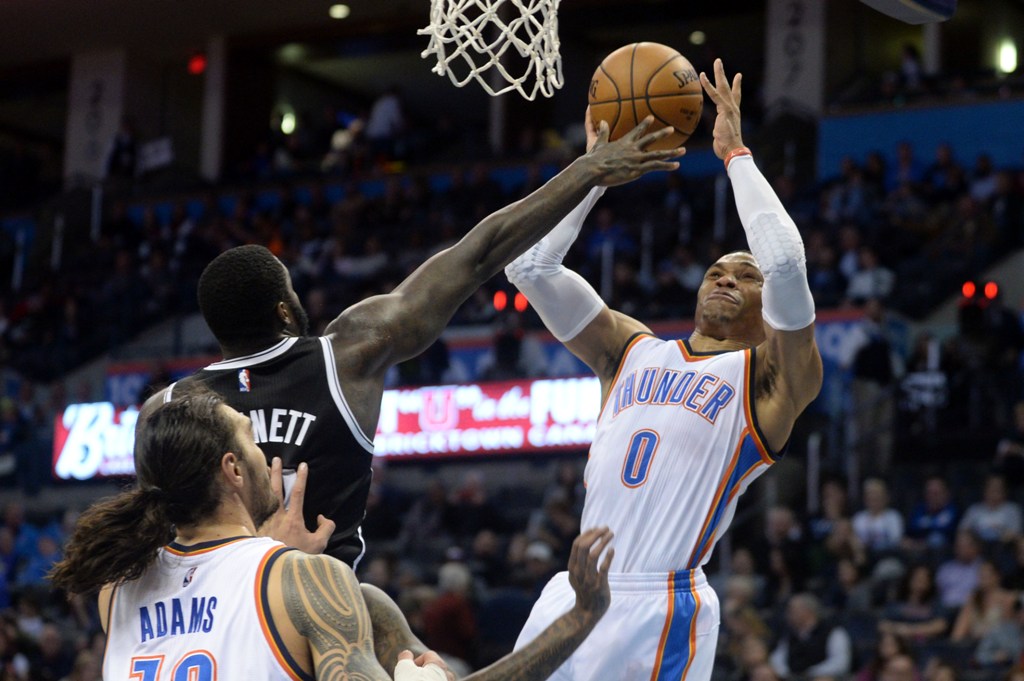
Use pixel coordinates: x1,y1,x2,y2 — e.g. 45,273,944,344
514,292,528,312
188,54,208,75
493,290,507,311
984,282,999,300
962,281,976,298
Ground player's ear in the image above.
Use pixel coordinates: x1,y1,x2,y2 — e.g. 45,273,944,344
276,301,291,327
220,452,244,488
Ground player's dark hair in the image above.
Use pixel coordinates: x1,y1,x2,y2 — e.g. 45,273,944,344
197,245,290,347
50,389,238,595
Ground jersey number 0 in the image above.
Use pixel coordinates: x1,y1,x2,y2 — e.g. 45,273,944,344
621,430,660,488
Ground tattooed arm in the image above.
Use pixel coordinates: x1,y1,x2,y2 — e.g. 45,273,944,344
278,552,390,681
361,584,434,676
463,528,615,681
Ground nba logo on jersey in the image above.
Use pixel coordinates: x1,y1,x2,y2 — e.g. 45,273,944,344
182,566,197,587
238,369,251,392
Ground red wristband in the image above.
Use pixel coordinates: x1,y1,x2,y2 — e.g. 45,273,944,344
724,146,752,171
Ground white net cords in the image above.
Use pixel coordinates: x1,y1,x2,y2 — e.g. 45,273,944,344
418,0,563,100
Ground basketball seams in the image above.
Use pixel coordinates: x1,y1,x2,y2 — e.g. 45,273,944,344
629,43,639,133
596,63,622,135
645,52,685,131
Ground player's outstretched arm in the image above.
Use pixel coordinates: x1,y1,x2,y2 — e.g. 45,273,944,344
272,552,392,681
700,59,823,450
360,583,434,676
325,120,682,381
461,528,614,681
505,108,653,389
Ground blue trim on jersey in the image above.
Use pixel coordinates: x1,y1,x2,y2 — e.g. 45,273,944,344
746,347,787,461
166,536,250,554
259,547,314,681
655,575,697,681
688,436,764,568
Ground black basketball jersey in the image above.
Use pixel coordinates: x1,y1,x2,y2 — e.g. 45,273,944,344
168,337,374,567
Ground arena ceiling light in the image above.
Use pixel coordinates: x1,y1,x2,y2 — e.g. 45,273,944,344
998,38,1017,74
329,4,351,19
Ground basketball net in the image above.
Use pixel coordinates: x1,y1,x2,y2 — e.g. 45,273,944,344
418,0,563,100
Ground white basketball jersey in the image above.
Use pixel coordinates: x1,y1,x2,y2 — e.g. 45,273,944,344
104,536,310,681
580,335,779,574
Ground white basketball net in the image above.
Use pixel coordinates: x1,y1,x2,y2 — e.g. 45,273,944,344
418,0,563,100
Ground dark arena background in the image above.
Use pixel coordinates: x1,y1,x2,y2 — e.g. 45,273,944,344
1,0,1024,679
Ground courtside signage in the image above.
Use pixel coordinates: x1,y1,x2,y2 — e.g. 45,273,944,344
53,402,140,480
52,376,602,478
374,376,601,458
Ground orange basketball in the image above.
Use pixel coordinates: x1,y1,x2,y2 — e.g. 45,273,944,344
588,42,703,151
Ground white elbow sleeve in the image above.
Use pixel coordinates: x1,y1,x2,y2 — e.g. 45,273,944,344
728,155,816,331
504,187,607,342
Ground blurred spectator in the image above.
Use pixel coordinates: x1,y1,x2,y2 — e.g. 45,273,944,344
398,480,453,561
752,506,808,600
853,477,904,556
842,299,900,476
60,650,101,681
526,490,579,564
900,45,924,92
824,557,873,612
904,475,960,554
936,530,983,609
951,560,1020,666
769,593,852,681
880,653,920,681
856,633,915,681
422,561,477,664
30,622,72,681
105,118,137,180
365,87,406,160
878,564,948,642
846,249,896,305
448,471,505,541
995,401,1024,487
958,475,1022,545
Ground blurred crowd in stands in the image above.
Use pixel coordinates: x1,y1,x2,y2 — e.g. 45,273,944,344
0,66,1021,681
6,453,1024,680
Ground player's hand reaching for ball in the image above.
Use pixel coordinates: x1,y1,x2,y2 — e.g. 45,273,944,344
699,58,744,160
567,526,614,623
583,113,684,187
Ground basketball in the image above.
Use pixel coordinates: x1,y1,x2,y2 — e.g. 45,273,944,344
588,42,703,151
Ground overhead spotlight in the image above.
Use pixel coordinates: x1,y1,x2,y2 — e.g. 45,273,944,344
961,281,976,298
689,31,706,46
984,281,999,300
998,38,1017,74
281,112,296,135
329,4,351,19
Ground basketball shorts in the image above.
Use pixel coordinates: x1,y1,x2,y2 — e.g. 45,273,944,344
514,568,720,681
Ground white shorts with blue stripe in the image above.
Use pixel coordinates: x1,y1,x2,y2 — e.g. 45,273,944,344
514,568,720,681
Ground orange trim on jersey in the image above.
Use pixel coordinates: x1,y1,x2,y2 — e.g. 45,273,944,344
680,571,702,681
741,350,773,464
649,572,677,681
254,547,310,681
102,583,118,665
598,334,651,418
163,536,250,557
676,340,719,363
170,649,216,681
686,436,744,568
727,459,768,506
128,654,165,681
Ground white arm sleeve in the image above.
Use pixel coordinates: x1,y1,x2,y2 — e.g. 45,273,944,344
727,155,816,331
504,187,607,342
